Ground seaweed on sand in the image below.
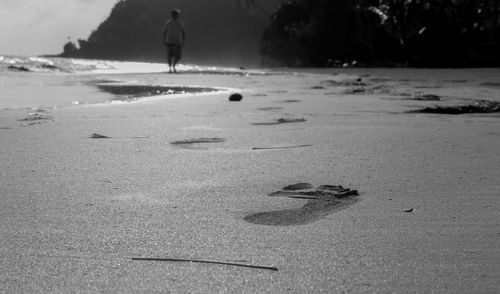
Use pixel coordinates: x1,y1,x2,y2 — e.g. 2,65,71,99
409,100,500,114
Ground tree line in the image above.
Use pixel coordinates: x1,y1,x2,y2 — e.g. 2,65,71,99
258,0,500,67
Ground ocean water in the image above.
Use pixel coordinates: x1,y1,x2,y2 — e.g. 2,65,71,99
0,55,252,110
3,55,500,112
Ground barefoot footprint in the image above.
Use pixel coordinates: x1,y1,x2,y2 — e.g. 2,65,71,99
252,118,306,126
244,183,359,226
170,137,226,150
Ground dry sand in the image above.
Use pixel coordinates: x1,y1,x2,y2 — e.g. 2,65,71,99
1,68,500,293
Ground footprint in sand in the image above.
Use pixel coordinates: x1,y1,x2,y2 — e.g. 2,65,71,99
257,107,283,111
18,109,53,126
170,137,226,150
251,93,268,97
408,94,441,101
278,99,301,103
252,118,306,126
244,183,359,226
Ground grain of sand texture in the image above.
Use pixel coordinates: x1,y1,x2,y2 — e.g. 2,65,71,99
1,68,500,293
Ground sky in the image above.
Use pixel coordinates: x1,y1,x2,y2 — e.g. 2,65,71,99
0,0,118,56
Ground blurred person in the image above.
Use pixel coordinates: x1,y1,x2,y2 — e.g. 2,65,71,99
163,9,186,73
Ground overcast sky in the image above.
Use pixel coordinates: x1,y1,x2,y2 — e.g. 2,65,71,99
0,0,118,56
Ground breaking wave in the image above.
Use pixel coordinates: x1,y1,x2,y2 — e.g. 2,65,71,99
0,55,264,75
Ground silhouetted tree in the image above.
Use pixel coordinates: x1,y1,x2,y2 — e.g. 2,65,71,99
490,0,499,42
62,41,78,55
260,0,500,67
376,0,499,66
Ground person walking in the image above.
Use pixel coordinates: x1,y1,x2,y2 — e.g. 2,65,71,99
163,9,186,73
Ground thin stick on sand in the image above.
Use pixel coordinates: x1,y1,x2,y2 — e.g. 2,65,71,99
252,144,312,150
131,257,279,271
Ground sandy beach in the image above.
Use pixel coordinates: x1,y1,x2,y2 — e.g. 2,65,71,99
1,67,500,292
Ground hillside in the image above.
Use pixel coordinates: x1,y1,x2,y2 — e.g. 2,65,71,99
62,0,282,66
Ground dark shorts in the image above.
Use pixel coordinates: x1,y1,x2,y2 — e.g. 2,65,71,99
166,43,182,60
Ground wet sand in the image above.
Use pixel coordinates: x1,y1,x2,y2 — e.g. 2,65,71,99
1,68,499,293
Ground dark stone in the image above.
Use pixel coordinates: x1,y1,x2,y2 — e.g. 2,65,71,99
276,118,306,124
229,93,243,102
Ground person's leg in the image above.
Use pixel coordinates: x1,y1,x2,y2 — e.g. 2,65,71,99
167,45,173,73
172,45,181,73
172,58,178,72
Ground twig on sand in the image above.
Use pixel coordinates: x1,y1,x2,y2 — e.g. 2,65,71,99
131,257,278,271
170,137,226,145
252,144,312,150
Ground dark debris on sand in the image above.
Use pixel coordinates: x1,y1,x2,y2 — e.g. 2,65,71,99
322,79,367,87
480,82,500,87
8,65,30,72
278,99,301,103
90,133,111,139
409,99,500,114
411,94,441,101
341,84,396,96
